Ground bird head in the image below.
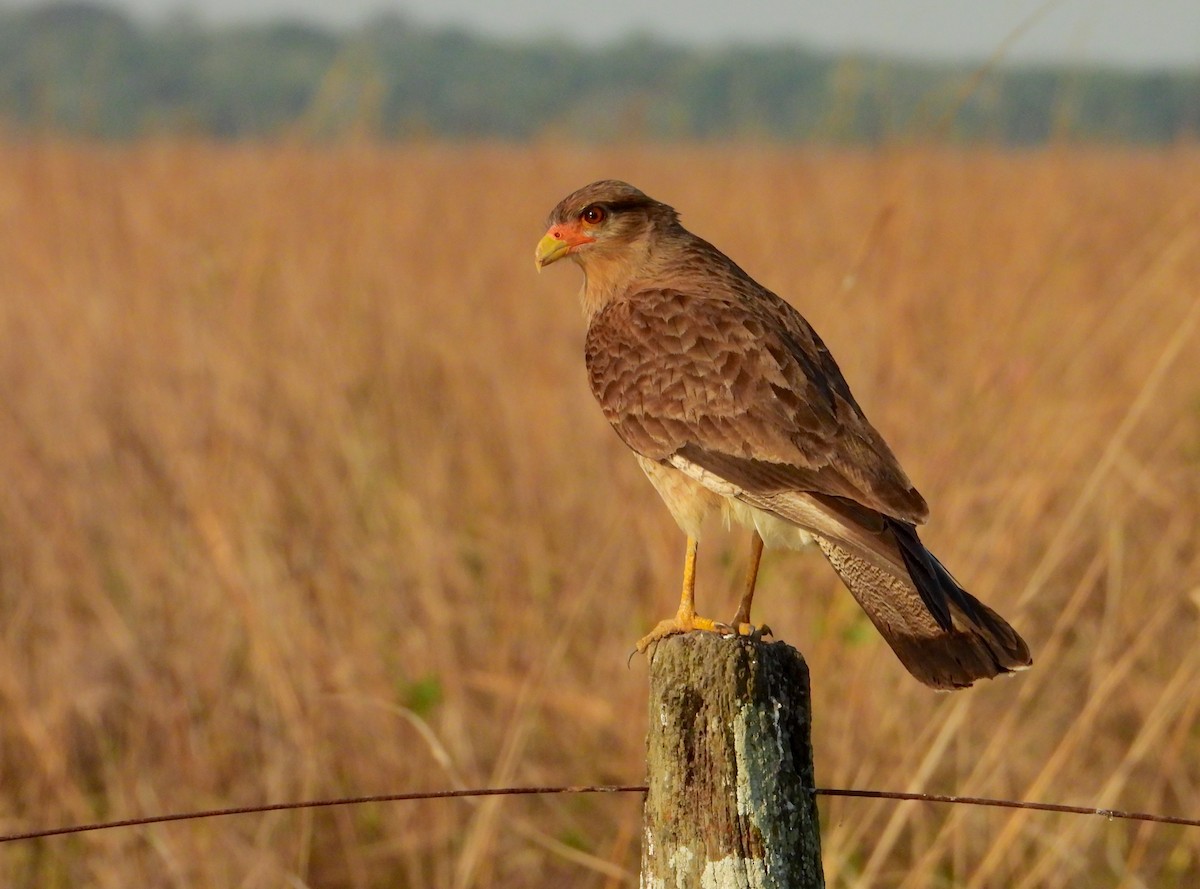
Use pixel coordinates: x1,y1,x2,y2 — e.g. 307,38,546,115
534,180,677,272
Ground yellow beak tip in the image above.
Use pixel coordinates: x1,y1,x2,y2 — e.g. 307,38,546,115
534,233,570,270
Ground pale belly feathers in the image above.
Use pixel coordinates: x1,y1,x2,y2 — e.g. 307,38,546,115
634,454,815,550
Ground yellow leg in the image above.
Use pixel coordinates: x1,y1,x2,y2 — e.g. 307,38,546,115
730,531,764,627
677,535,700,622
727,533,772,640
635,536,728,653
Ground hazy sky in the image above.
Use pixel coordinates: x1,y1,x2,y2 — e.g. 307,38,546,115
8,0,1200,68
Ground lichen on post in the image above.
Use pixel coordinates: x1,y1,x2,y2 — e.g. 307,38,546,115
640,632,824,889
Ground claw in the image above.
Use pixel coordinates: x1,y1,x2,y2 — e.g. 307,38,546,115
734,619,772,643
731,622,772,642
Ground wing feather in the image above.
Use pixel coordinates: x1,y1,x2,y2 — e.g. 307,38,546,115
585,287,928,523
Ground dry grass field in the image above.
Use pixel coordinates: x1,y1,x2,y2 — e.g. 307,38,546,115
0,139,1198,888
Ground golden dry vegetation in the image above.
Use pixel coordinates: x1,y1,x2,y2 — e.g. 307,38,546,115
0,140,1198,888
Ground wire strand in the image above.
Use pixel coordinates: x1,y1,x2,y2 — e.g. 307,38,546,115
1,785,1197,844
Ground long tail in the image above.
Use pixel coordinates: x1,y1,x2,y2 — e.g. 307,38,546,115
816,521,1031,690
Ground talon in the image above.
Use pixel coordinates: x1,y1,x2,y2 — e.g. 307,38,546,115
634,614,734,654
728,621,772,642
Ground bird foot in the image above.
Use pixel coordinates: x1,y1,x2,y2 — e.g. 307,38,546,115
633,616,773,657
635,613,733,655
731,621,773,642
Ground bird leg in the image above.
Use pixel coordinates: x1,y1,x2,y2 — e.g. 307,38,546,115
730,531,771,639
636,536,731,653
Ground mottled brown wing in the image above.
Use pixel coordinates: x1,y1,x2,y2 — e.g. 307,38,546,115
584,287,929,523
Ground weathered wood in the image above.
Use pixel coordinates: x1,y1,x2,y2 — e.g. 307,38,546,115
641,633,824,889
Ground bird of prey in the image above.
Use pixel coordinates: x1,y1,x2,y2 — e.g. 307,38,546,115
535,180,1031,689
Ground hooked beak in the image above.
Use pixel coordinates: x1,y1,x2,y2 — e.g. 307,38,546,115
534,232,571,270
534,223,594,271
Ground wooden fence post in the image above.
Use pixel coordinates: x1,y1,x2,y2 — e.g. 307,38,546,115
640,632,824,888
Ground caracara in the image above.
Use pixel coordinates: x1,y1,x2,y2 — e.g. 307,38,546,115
536,180,1031,689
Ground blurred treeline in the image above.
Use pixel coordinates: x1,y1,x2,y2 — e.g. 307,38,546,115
1,2,1198,142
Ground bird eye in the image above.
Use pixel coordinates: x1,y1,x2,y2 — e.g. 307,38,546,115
581,205,606,225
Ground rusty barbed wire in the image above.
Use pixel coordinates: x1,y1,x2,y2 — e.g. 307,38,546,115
1,784,1197,844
